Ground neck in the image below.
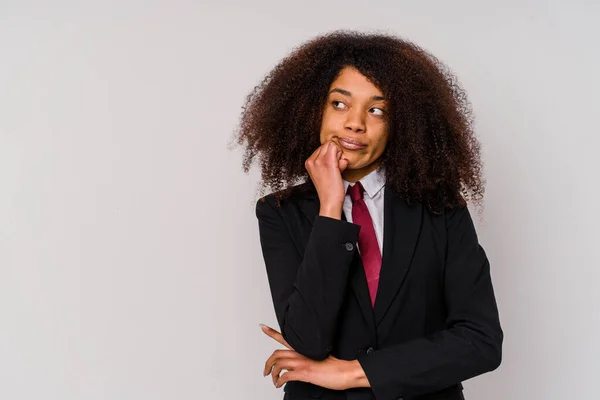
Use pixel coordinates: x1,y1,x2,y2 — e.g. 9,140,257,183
342,159,382,183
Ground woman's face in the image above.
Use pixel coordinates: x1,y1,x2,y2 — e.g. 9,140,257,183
319,66,389,181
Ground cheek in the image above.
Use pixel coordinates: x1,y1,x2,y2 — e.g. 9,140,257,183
319,130,333,144
319,114,338,142
319,131,326,144
370,131,389,154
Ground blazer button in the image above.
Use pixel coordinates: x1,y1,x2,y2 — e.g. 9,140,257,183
344,242,354,251
366,346,374,355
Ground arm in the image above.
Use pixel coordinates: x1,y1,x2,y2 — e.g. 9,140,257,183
356,205,503,399
256,197,360,360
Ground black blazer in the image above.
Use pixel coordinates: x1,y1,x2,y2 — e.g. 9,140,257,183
256,182,503,400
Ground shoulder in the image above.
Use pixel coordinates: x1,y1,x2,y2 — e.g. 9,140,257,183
255,181,315,219
413,195,475,236
442,202,479,242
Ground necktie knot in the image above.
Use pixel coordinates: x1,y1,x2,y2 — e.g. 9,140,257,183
348,181,365,203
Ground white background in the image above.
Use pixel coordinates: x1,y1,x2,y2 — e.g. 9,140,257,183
1,1,599,399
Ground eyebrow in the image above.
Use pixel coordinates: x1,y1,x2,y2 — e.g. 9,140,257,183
328,88,386,101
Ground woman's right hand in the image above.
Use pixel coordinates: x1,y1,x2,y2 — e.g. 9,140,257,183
305,140,349,220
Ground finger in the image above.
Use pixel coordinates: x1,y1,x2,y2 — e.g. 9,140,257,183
260,324,293,349
305,144,325,175
330,139,342,153
315,141,331,161
270,358,300,386
271,363,284,386
325,140,341,162
263,349,296,376
264,349,283,376
270,354,307,387
311,144,324,160
338,157,349,172
307,142,326,163
260,324,282,343
334,145,346,165
276,370,301,389
263,350,278,376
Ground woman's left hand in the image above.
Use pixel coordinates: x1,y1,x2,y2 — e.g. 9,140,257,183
260,324,355,390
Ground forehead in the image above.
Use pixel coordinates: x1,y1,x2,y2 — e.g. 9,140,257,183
328,67,384,97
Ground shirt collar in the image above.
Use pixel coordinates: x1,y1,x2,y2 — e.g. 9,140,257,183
343,166,386,199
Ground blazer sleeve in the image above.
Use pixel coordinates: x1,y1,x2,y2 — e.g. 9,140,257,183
256,197,361,360
357,205,503,399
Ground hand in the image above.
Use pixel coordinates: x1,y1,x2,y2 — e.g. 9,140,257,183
260,324,362,390
304,140,348,219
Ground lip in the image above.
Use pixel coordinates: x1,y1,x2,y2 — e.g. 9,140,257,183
337,137,367,150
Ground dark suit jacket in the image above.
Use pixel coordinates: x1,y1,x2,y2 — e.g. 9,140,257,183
255,182,503,400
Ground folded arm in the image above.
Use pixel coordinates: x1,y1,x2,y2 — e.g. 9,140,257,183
256,197,360,360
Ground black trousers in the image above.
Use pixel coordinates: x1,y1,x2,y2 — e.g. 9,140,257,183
282,386,466,400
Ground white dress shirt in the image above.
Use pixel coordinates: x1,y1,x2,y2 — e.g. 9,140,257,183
342,167,386,256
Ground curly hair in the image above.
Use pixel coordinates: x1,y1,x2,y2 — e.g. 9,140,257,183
232,30,484,214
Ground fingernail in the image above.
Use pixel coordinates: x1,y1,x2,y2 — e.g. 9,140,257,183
259,323,267,330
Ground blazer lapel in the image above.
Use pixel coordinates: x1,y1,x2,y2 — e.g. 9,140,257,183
349,255,378,345
373,186,422,327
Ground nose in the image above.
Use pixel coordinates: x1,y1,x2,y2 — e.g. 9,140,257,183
344,109,366,133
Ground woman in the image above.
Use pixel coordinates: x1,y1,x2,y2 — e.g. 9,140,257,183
234,30,503,400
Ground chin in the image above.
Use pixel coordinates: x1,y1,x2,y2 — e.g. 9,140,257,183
345,162,366,170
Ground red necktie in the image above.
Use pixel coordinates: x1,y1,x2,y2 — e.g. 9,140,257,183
348,181,382,307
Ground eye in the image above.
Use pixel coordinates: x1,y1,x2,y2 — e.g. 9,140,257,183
332,100,347,109
370,107,385,116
